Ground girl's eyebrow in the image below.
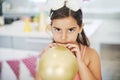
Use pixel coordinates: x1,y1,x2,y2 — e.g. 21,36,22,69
53,26,61,29
68,27,77,29
53,26,77,30
53,26,77,29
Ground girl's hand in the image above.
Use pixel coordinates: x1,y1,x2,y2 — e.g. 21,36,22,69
40,43,58,56
66,43,82,62
48,43,58,48
44,43,58,52
45,43,83,62
48,42,67,48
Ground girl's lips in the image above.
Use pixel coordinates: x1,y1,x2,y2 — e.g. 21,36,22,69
55,42,71,47
56,42,76,45
56,43,67,47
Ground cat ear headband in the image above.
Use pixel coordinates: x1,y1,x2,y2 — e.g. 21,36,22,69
48,0,81,11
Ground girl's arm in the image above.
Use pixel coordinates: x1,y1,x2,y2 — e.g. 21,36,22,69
66,44,102,80
78,49,102,80
35,73,41,80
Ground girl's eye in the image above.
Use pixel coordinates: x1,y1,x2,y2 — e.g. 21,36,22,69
69,28,74,32
55,28,61,32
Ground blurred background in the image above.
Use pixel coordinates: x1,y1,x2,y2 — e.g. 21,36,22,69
0,0,120,80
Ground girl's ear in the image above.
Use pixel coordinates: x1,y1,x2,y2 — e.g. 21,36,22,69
79,23,84,33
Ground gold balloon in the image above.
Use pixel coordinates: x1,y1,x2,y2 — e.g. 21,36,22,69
38,46,78,80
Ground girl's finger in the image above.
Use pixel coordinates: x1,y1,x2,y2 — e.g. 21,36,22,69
48,43,57,48
66,44,79,50
56,43,67,47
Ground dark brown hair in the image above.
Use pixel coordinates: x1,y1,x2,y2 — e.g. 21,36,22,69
50,6,90,47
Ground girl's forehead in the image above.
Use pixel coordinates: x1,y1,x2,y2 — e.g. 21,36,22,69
52,16,76,23
52,16,78,28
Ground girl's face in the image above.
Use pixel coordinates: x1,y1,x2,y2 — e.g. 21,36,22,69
51,16,83,44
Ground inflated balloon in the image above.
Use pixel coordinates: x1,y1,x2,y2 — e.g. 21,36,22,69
38,46,78,80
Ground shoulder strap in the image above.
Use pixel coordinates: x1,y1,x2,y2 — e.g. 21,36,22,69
82,46,87,60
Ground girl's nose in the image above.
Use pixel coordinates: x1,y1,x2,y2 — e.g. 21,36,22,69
61,32,67,41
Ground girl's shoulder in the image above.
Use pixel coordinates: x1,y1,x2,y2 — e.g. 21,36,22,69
82,45,100,66
80,44,99,58
86,47,100,60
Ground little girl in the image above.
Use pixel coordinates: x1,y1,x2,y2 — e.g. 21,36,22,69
36,0,102,80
